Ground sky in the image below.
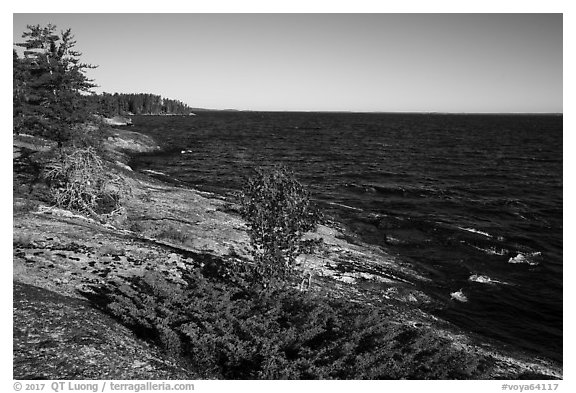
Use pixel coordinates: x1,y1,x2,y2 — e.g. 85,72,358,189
13,13,563,113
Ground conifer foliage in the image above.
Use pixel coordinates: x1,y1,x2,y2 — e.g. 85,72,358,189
13,24,97,145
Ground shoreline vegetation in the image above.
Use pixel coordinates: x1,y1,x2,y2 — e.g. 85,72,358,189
13,24,562,380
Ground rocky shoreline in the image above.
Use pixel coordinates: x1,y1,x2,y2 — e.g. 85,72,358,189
13,127,562,379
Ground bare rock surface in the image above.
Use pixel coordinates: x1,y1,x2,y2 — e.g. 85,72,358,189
105,129,158,153
102,116,133,127
13,282,191,379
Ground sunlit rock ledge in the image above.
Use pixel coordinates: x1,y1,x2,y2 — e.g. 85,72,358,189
102,115,133,126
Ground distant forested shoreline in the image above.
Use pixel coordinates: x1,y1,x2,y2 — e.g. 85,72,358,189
87,92,195,117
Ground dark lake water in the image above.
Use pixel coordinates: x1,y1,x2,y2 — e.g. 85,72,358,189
128,112,562,363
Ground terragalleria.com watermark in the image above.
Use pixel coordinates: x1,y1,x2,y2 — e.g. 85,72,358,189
13,381,195,392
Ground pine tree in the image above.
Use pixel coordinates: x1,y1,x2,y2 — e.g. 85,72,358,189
14,24,97,146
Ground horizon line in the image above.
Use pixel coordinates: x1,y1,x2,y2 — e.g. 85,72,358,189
190,108,563,115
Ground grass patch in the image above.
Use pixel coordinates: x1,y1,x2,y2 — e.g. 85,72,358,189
153,225,189,244
97,244,125,257
13,232,36,247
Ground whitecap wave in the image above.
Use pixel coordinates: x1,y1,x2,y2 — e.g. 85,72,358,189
326,202,364,211
508,252,541,266
468,274,494,284
457,226,492,238
468,274,509,285
468,244,508,256
142,169,168,176
450,289,468,302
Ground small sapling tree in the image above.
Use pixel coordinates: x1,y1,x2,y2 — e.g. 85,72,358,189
239,165,322,289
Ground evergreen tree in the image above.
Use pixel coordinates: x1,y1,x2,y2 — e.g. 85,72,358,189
13,50,29,127
14,24,97,146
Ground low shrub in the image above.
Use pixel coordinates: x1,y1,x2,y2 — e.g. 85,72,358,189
102,265,489,379
97,243,125,257
13,198,39,214
13,232,36,247
154,225,189,244
43,146,120,216
128,220,146,233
